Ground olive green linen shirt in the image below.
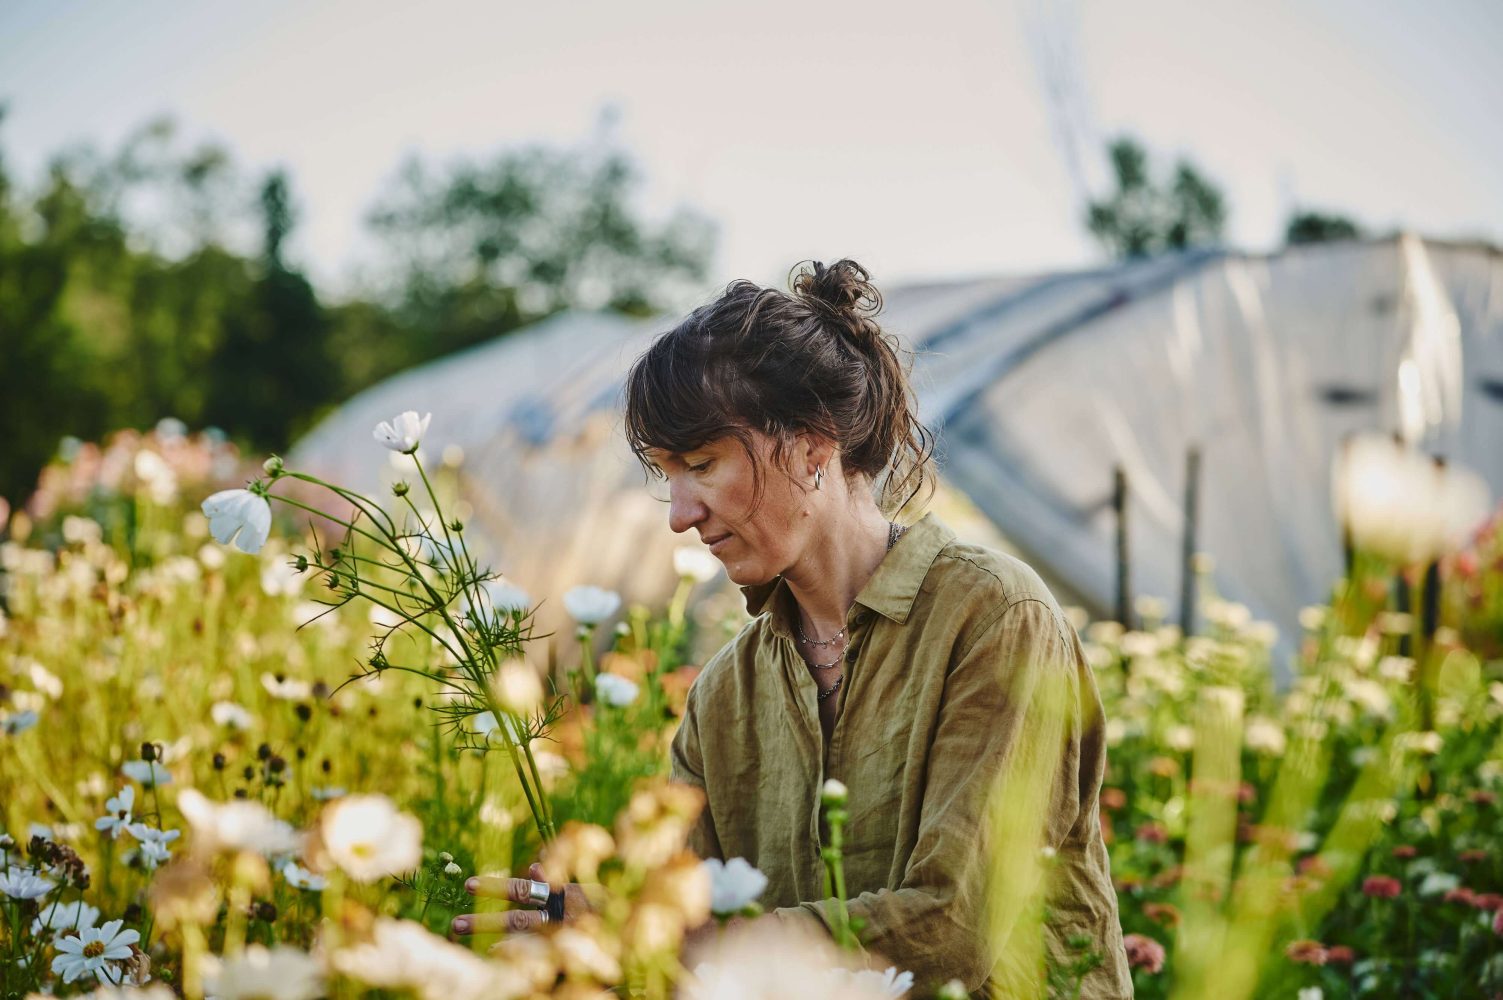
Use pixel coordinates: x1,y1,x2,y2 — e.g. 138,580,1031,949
670,513,1131,998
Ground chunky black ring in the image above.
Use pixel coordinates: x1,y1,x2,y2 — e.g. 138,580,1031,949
546,888,566,922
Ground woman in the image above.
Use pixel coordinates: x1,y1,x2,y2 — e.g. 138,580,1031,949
458,260,1130,997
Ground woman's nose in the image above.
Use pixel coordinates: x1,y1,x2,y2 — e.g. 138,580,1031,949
667,479,706,535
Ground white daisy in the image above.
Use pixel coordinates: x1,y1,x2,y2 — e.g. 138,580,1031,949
0,867,54,899
373,411,432,455
95,787,135,839
203,944,324,1000
31,899,101,936
320,794,421,883
50,918,139,984
121,760,172,787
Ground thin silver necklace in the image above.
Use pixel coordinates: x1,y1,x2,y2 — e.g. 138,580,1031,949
799,522,908,685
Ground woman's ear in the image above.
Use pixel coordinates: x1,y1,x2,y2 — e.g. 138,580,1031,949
796,432,838,479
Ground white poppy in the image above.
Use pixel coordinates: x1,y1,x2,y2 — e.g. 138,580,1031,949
50,918,139,984
177,789,301,857
563,585,621,625
203,944,324,1000
321,794,422,883
201,489,273,555
95,786,135,839
703,857,768,916
121,760,172,787
373,411,432,455
594,673,639,708
673,545,721,583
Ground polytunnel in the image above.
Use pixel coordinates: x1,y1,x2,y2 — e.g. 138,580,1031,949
291,234,1503,668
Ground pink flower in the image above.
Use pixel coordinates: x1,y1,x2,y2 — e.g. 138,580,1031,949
1362,875,1402,899
1390,845,1417,859
1285,939,1328,966
1494,909,1503,937
1123,934,1165,974
1326,945,1355,965
1135,823,1168,845
1444,887,1478,906
1473,893,1503,912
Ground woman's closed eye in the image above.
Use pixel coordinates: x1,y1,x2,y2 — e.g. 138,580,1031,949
687,459,714,475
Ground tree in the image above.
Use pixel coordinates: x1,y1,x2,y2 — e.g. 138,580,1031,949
1086,137,1227,260
1285,210,1363,246
364,144,715,365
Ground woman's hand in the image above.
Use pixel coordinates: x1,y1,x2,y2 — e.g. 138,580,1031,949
450,862,592,936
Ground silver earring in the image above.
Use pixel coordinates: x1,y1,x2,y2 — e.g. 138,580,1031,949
813,467,825,491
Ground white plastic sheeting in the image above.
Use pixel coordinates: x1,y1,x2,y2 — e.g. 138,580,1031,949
292,236,1503,665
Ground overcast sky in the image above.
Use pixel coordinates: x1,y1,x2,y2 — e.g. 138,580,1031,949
2,0,1499,300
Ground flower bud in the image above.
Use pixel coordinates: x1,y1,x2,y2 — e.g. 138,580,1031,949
444,862,462,877
141,742,158,763
448,519,463,533
820,779,848,807
294,554,309,573
438,851,453,864
262,455,284,477
392,481,410,497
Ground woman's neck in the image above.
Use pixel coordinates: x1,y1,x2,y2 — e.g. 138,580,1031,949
781,502,893,640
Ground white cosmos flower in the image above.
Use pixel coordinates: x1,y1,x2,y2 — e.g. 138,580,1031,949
203,944,324,1000
1,710,38,735
210,701,255,730
50,918,139,984
704,857,768,916
121,760,172,787
848,967,917,999
331,917,525,1000
674,545,721,583
259,559,305,598
124,825,180,869
201,489,272,555
31,898,100,936
281,859,327,891
594,672,640,707
177,789,301,857
463,580,532,624
95,786,135,839
373,411,432,454
563,585,621,625
0,867,54,899
310,785,346,801
261,673,312,701
321,794,422,883
686,922,905,1000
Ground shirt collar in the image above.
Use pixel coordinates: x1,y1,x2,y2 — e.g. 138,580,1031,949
739,512,955,636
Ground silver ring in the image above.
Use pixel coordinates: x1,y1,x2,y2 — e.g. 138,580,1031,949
527,879,550,905
537,910,550,924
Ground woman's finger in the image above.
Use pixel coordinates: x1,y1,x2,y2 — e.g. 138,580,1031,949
450,908,548,935
464,875,547,906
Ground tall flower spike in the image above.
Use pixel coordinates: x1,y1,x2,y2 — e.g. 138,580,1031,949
373,411,432,454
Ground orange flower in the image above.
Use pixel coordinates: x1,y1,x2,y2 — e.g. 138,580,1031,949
1143,902,1180,928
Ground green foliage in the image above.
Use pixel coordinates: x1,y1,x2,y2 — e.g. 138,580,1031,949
1286,210,1364,246
1086,137,1227,260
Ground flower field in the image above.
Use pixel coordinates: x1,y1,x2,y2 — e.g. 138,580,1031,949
1,421,1501,999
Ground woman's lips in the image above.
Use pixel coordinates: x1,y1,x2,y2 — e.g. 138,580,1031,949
706,534,732,555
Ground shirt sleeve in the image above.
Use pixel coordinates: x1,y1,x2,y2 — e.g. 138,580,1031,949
669,680,724,863
777,596,1086,992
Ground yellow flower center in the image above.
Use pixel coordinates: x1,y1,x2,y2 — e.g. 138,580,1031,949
83,940,106,958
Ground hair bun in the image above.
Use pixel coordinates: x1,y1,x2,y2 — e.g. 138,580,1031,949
791,258,883,344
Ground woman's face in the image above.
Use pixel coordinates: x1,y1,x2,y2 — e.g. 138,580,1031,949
645,431,814,587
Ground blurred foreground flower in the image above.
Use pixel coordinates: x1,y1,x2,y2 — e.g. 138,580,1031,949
1332,432,1489,565
674,545,721,583
201,488,273,555
178,788,301,856
317,793,421,882
203,944,324,1000
595,672,640,707
373,410,432,454
685,921,912,999
331,917,530,999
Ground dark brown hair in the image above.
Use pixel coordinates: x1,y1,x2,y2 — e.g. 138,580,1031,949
623,258,933,516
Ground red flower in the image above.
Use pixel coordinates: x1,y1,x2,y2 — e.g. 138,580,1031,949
1494,909,1503,937
1390,845,1418,859
1362,875,1402,899
1298,855,1333,879
1468,790,1498,807
1473,893,1503,912
1326,945,1355,965
1285,939,1329,966
1444,887,1478,906
1123,933,1166,974
1458,849,1489,864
